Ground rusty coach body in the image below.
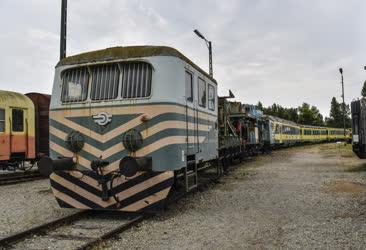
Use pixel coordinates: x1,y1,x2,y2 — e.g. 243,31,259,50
25,93,51,158
45,46,218,212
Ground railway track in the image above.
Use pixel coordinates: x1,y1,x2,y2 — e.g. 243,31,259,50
0,210,144,249
0,172,45,186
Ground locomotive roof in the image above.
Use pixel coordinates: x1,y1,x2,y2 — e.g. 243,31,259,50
57,45,217,83
0,90,34,109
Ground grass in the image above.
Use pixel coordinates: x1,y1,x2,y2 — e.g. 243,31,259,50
345,163,366,173
320,142,354,158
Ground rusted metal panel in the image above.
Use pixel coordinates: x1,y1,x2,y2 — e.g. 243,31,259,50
25,93,50,157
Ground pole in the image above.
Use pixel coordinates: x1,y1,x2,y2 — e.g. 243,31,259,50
208,41,213,77
341,73,346,139
60,0,67,60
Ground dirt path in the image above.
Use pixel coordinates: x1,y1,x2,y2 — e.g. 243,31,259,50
107,144,366,249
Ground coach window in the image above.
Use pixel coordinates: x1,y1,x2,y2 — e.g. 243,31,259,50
185,71,193,102
61,67,89,103
275,124,280,133
198,77,206,108
208,84,215,110
0,109,4,132
12,109,24,132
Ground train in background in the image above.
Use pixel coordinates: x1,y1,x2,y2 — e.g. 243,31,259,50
262,116,349,147
0,90,50,170
38,45,351,213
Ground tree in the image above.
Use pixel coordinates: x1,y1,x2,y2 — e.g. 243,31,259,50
298,103,313,125
298,103,324,126
257,101,263,111
362,80,366,97
340,102,351,128
325,97,351,128
311,106,324,126
259,101,325,125
260,102,299,123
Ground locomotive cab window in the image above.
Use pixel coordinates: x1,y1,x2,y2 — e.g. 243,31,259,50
12,109,24,132
185,71,193,102
0,108,4,132
208,84,215,111
91,64,119,100
61,67,89,103
198,77,206,108
121,62,152,99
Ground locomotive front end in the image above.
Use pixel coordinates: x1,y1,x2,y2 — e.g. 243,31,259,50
43,47,206,212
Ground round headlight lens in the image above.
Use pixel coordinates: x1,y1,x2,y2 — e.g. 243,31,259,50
66,131,85,153
122,129,143,152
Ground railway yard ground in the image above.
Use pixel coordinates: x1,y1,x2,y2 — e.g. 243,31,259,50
1,143,366,249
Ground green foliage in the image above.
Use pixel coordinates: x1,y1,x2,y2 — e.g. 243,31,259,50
298,103,324,126
258,97,352,127
259,102,299,123
362,80,366,97
257,101,263,111
325,97,351,128
258,101,324,126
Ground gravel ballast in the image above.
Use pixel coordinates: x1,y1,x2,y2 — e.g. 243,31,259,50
106,144,366,249
1,144,366,249
0,179,75,238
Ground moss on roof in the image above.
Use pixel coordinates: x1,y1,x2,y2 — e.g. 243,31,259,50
57,46,216,83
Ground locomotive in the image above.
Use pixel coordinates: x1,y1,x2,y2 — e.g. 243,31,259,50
351,98,366,158
0,91,50,170
40,45,350,213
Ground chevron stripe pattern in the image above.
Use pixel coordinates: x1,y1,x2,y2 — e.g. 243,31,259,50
49,103,217,212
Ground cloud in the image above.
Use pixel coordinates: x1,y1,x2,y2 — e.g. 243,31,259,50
0,0,364,117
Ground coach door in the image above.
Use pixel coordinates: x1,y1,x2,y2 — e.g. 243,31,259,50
10,108,27,154
185,71,198,156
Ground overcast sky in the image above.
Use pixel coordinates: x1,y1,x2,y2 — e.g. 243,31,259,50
0,0,365,116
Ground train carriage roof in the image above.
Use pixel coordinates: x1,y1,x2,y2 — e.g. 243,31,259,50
301,125,327,129
264,115,299,127
0,90,34,109
57,45,217,83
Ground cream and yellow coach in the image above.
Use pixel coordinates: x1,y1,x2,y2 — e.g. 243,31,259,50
40,46,218,212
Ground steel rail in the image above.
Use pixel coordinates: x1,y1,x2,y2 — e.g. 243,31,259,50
77,215,144,250
0,211,89,248
0,211,144,250
0,172,45,186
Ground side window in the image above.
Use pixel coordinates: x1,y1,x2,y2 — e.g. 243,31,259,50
198,77,206,108
275,124,280,133
61,67,89,103
12,109,24,132
185,71,193,102
208,84,215,111
0,109,4,132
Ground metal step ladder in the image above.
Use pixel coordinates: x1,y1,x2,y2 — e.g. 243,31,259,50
185,158,198,192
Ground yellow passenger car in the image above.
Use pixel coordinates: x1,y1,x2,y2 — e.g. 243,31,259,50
266,116,301,146
0,90,35,165
300,126,327,142
327,128,345,141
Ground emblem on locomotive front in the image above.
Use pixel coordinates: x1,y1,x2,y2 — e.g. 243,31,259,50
92,112,112,126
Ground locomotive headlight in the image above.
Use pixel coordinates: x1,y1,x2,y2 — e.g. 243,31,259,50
66,130,85,153
122,129,143,152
